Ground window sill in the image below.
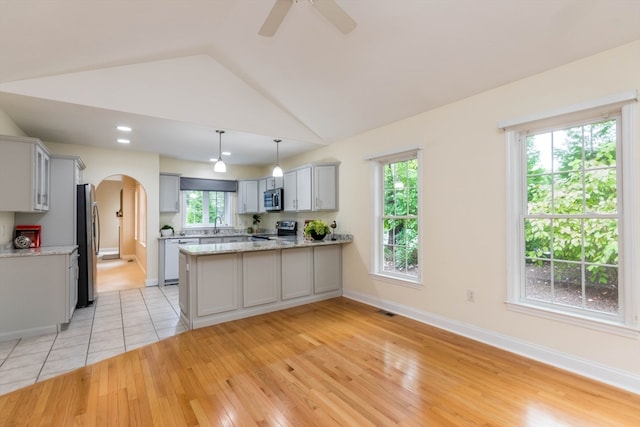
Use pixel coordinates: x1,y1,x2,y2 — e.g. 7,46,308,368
370,272,423,289
505,301,639,339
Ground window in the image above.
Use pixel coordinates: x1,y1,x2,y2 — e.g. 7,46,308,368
183,191,232,228
504,94,638,330
368,148,422,284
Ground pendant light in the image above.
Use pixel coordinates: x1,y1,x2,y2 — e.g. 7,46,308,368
272,139,283,177
214,130,227,173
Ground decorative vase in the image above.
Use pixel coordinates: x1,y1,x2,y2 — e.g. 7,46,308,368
310,231,326,241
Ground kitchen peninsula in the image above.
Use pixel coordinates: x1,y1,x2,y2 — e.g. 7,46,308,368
178,236,352,330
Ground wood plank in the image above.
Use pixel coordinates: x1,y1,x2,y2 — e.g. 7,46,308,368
0,297,638,426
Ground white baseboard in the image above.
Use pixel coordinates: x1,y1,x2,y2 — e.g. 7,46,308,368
342,289,640,395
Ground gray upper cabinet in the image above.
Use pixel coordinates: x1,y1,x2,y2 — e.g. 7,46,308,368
238,180,259,214
313,164,338,211
283,166,312,212
0,135,51,212
284,163,339,212
159,173,180,213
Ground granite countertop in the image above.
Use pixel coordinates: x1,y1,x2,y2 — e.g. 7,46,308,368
179,235,353,256
0,245,78,258
158,232,273,240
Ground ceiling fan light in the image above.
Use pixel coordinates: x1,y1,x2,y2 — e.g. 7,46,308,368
272,165,283,177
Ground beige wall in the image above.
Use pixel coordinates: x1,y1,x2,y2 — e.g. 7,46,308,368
120,176,136,257
95,179,121,251
283,41,640,385
44,142,160,285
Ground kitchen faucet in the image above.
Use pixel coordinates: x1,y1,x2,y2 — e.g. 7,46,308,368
213,216,222,234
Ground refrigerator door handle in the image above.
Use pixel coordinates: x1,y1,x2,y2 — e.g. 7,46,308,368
93,203,101,256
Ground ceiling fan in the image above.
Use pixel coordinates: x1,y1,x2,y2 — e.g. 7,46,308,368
259,0,357,37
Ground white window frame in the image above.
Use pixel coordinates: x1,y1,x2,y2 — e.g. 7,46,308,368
182,190,234,229
502,92,639,334
366,146,423,287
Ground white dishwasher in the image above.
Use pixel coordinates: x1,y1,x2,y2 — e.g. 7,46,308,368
165,238,199,284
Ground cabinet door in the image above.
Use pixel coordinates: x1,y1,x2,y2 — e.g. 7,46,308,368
243,251,279,307
239,180,259,213
314,165,337,211
34,145,50,211
258,179,267,213
159,174,180,212
68,251,78,321
296,167,312,211
178,252,189,317
197,254,239,315
314,245,342,293
0,136,51,212
283,171,297,211
266,176,283,190
282,247,313,300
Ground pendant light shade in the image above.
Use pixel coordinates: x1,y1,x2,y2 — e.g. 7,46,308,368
214,130,227,173
272,139,283,177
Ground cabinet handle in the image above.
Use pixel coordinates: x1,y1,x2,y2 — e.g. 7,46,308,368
175,201,179,210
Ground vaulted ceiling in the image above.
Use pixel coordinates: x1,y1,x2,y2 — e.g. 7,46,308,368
1,0,638,165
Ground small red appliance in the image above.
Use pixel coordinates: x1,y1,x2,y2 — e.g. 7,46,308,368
15,225,42,248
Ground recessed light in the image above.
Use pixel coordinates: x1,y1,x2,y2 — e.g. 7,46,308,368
117,126,132,132
222,151,231,156
117,139,130,144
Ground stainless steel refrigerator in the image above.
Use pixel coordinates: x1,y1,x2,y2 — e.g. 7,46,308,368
77,183,100,306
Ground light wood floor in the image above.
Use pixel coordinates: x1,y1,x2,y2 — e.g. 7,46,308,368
96,257,146,292
1,298,637,426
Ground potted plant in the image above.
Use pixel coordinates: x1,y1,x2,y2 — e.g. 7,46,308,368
252,214,261,233
304,220,331,241
160,224,174,237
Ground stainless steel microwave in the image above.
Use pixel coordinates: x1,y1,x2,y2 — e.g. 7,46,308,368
264,188,283,212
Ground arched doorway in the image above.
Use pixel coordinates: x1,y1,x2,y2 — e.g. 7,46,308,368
95,174,148,292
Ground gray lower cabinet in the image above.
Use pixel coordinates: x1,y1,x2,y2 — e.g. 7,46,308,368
243,251,280,307
179,244,344,330
196,253,239,316
314,245,342,293
0,250,77,340
281,247,313,300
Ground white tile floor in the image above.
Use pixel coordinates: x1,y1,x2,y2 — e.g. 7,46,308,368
0,285,186,396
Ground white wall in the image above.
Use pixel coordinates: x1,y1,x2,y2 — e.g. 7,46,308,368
284,41,640,390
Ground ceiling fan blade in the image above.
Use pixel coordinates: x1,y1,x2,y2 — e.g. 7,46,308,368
311,0,357,34
259,0,293,37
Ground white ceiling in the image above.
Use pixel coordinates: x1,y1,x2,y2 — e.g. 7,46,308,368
1,0,638,166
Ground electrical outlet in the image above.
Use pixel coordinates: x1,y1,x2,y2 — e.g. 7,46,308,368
466,289,475,303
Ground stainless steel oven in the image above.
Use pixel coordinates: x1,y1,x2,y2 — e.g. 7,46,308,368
264,188,283,212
